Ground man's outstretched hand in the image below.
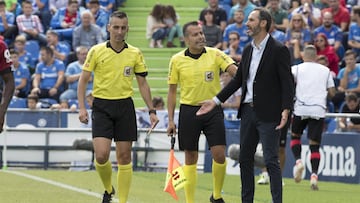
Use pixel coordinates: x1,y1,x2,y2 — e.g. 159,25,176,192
196,99,216,116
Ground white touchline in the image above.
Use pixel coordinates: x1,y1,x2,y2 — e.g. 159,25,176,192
2,170,120,203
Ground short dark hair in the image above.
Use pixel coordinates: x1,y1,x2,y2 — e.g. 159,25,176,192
9,49,18,55
0,1,6,6
68,0,78,5
41,46,54,57
152,96,164,109
229,31,240,40
253,7,272,32
346,92,358,103
183,21,200,37
110,11,128,20
345,49,357,58
88,0,99,4
353,5,360,16
27,94,39,102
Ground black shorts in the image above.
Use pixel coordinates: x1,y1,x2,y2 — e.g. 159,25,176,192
291,115,324,143
178,104,226,151
92,97,137,142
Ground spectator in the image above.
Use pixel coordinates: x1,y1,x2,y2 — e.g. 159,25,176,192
85,0,114,13
32,0,52,32
27,93,41,110
50,0,81,43
223,31,242,63
0,0,17,46
146,4,167,48
16,0,47,46
46,30,71,63
270,16,286,44
59,46,91,109
228,0,256,24
338,92,360,132
199,0,228,32
87,0,109,40
31,46,65,102
72,10,103,50
202,9,223,49
267,0,289,32
152,96,165,110
10,49,31,98
290,0,321,29
288,0,301,15
13,35,34,70
321,0,350,32
314,33,340,75
50,0,84,15
332,50,360,110
163,5,185,48
313,11,344,59
348,6,360,59
222,8,250,50
285,13,312,65
316,54,337,79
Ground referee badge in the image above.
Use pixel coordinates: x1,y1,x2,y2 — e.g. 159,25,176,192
205,71,214,81
124,66,133,76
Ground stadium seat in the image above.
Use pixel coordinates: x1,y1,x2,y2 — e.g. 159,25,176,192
25,40,40,66
40,98,58,108
9,97,27,108
325,118,337,133
339,101,346,113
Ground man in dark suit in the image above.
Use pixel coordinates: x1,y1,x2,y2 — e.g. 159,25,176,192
197,7,294,203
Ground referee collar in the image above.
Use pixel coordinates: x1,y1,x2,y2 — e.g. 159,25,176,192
106,41,128,53
185,47,207,59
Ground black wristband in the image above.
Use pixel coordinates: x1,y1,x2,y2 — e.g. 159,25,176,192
149,109,157,115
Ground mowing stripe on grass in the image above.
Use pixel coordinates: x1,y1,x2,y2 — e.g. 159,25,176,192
1,170,120,203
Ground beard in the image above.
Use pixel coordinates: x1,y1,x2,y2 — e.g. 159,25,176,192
248,24,261,37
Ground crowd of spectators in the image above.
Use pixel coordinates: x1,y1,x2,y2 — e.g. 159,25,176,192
1,0,127,110
193,0,360,114
3,0,360,115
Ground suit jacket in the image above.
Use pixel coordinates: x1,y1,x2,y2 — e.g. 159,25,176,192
218,36,294,122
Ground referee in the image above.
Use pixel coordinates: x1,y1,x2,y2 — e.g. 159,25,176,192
77,11,159,203
167,21,237,203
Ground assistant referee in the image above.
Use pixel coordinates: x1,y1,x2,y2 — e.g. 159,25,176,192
77,11,158,203
167,21,238,203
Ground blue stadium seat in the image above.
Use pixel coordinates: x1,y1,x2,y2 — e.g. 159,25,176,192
25,40,40,66
325,118,337,133
40,98,58,108
9,97,27,108
339,101,347,113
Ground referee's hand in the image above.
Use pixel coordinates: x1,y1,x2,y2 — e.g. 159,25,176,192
167,121,176,137
196,100,216,116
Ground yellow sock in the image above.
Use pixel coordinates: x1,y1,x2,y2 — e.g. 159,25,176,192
117,163,133,203
94,159,113,193
212,159,226,199
183,164,197,203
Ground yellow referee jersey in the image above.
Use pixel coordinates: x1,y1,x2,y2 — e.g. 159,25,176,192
168,47,235,106
83,41,148,100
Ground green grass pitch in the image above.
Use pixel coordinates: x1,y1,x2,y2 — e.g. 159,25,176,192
1,169,359,203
